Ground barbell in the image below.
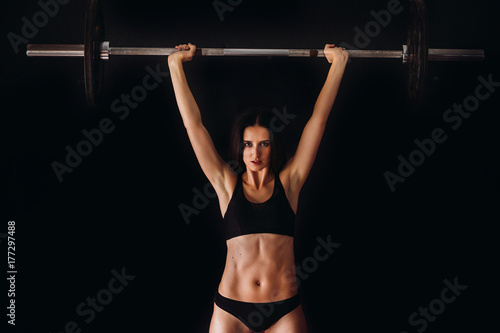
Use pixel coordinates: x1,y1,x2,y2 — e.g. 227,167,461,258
26,0,485,108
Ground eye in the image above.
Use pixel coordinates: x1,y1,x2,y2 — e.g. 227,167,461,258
243,142,252,147
260,141,270,147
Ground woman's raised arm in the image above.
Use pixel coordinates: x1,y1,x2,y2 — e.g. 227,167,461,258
168,43,234,190
283,44,349,192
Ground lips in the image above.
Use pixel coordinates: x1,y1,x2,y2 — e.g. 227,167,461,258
251,161,262,166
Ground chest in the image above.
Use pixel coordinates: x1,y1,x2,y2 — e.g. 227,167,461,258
241,182,275,204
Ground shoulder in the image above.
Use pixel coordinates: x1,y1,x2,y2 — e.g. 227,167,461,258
279,158,304,193
278,165,300,214
278,163,292,193
217,166,239,198
212,167,240,218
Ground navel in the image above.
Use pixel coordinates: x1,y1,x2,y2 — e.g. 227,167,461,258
256,280,261,286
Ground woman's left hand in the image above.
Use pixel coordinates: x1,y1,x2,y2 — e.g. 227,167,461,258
323,44,349,64
168,43,197,65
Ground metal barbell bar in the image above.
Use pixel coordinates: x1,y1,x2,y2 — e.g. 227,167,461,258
25,0,485,108
26,43,484,61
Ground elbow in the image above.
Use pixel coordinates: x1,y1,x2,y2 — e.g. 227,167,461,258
309,113,329,128
312,103,334,124
183,118,203,132
179,110,203,129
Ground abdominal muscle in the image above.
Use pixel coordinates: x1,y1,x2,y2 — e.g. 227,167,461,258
218,233,298,302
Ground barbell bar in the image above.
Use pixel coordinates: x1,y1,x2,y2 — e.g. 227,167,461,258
26,44,485,60
25,0,485,108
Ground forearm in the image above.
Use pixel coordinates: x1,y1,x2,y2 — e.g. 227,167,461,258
312,60,348,122
168,59,202,127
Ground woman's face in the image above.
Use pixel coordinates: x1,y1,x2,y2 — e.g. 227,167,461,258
242,125,272,172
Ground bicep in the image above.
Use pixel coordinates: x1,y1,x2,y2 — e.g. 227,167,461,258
285,116,327,190
185,123,234,188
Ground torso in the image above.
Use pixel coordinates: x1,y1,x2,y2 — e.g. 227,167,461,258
215,170,299,302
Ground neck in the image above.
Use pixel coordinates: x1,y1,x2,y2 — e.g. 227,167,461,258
243,167,274,189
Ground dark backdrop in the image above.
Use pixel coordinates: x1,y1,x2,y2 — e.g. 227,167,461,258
2,0,499,332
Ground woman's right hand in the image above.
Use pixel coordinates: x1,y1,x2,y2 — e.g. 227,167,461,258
323,44,349,64
168,43,196,65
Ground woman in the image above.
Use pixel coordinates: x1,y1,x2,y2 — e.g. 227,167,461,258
168,43,348,332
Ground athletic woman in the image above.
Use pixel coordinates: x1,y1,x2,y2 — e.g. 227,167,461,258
168,43,348,332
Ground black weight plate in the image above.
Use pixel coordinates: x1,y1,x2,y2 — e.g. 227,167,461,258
407,0,428,111
84,0,105,107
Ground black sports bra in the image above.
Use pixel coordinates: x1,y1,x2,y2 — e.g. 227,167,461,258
222,172,295,240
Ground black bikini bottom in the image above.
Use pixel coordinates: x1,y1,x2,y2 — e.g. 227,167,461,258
214,291,300,332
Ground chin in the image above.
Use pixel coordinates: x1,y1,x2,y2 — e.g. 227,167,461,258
245,162,268,172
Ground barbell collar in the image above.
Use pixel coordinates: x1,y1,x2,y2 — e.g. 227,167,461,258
100,41,110,60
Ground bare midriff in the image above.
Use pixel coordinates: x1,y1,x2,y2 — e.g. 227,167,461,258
218,233,297,302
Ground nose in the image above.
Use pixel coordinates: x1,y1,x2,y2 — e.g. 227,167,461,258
252,146,260,160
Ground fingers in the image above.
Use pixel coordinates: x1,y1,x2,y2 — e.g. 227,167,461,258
188,43,197,55
324,43,346,50
323,43,349,64
175,43,196,52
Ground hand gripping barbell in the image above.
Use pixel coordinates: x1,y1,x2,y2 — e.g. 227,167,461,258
26,0,485,108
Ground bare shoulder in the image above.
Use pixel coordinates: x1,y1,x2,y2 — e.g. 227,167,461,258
279,159,301,193
279,163,292,193
279,162,299,214
215,166,239,217
222,167,238,196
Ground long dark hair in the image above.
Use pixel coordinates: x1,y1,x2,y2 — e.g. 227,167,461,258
230,108,287,175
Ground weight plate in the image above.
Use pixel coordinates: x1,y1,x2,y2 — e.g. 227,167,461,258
84,0,105,107
407,0,428,111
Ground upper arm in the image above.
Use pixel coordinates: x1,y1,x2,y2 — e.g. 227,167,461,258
283,115,327,191
282,59,347,192
168,59,236,197
185,122,235,190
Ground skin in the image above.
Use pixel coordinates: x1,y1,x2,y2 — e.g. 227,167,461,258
168,43,348,332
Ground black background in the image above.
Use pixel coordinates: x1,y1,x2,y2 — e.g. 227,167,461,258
2,0,499,332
